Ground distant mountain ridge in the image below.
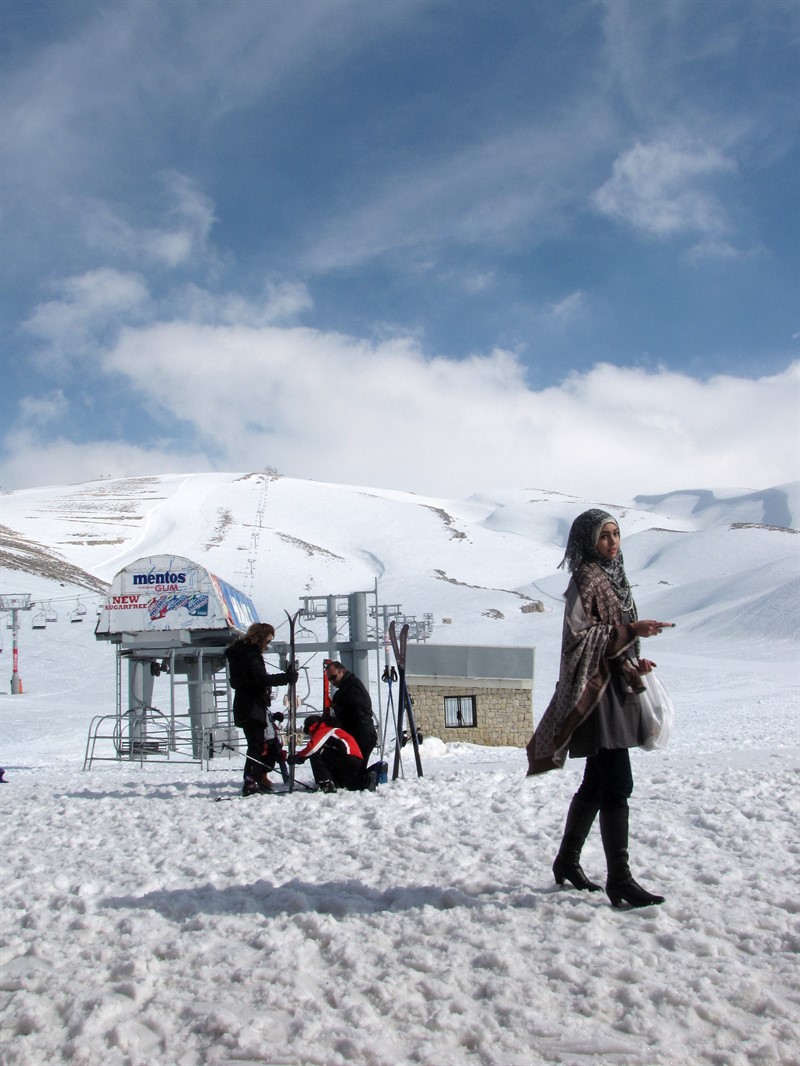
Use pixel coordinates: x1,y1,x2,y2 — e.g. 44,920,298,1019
1,473,797,648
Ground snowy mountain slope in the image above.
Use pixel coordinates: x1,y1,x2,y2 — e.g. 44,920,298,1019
3,474,797,639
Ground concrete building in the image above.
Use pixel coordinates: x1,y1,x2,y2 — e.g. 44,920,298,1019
405,644,535,748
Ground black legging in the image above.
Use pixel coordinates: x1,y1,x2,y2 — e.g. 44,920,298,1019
241,720,279,781
575,748,633,811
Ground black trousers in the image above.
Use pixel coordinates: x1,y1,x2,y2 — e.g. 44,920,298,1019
349,725,377,776
328,718,377,785
575,748,633,811
241,720,279,781
309,749,363,790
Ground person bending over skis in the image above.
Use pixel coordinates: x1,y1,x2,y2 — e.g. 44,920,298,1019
288,715,365,793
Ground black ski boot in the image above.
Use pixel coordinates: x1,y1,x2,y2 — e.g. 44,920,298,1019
552,795,602,891
600,807,665,908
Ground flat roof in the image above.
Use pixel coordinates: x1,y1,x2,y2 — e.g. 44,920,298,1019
405,643,534,681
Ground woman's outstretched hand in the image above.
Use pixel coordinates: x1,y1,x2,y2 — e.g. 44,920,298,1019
632,620,675,638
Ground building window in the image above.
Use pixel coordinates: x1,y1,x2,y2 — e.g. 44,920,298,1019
444,695,477,729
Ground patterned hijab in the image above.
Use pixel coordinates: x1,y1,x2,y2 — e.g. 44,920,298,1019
559,508,635,613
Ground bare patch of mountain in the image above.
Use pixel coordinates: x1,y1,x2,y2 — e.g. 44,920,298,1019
431,568,543,611
0,525,109,593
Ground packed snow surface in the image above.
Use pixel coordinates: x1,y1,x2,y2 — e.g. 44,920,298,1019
1,473,798,1065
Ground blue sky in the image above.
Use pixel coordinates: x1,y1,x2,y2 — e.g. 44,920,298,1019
1,0,798,499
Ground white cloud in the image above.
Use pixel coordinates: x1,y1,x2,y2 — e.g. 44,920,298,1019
171,279,313,327
22,269,150,366
1,3,414,191
592,139,736,240
16,390,69,427
462,272,496,294
19,266,312,377
687,237,755,262
303,101,614,270
79,172,217,269
544,290,587,323
4,314,795,502
0,426,213,494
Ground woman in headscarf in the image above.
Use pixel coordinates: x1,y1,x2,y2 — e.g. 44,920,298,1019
526,509,673,908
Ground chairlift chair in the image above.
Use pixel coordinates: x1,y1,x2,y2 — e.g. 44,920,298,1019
32,610,47,629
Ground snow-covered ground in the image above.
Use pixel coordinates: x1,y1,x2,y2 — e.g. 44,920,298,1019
1,475,798,1065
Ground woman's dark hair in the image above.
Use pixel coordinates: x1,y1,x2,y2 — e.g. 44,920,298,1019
243,622,275,651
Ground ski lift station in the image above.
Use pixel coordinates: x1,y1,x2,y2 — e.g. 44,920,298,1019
88,555,259,768
87,554,387,770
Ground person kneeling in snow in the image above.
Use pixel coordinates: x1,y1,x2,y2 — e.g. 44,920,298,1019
288,715,364,793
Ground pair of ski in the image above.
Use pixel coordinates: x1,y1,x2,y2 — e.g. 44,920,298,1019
214,782,308,801
388,620,423,780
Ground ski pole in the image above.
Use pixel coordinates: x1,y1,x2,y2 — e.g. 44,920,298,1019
220,743,275,774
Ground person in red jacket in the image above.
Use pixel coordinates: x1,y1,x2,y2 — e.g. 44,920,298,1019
289,715,363,793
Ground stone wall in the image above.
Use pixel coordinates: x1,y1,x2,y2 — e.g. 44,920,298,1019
407,676,534,748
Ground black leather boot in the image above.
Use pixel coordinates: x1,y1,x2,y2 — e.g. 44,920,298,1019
552,795,602,891
600,807,665,908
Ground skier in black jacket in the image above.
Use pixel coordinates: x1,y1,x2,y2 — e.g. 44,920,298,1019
323,661,378,786
225,622,296,795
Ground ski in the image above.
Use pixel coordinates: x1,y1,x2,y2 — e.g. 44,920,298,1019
284,609,301,793
215,789,287,801
388,621,423,780
214,780,317,801
403,681,424,780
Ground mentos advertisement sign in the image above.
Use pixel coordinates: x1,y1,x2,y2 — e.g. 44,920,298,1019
96,555,259,635
131,567,193,591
